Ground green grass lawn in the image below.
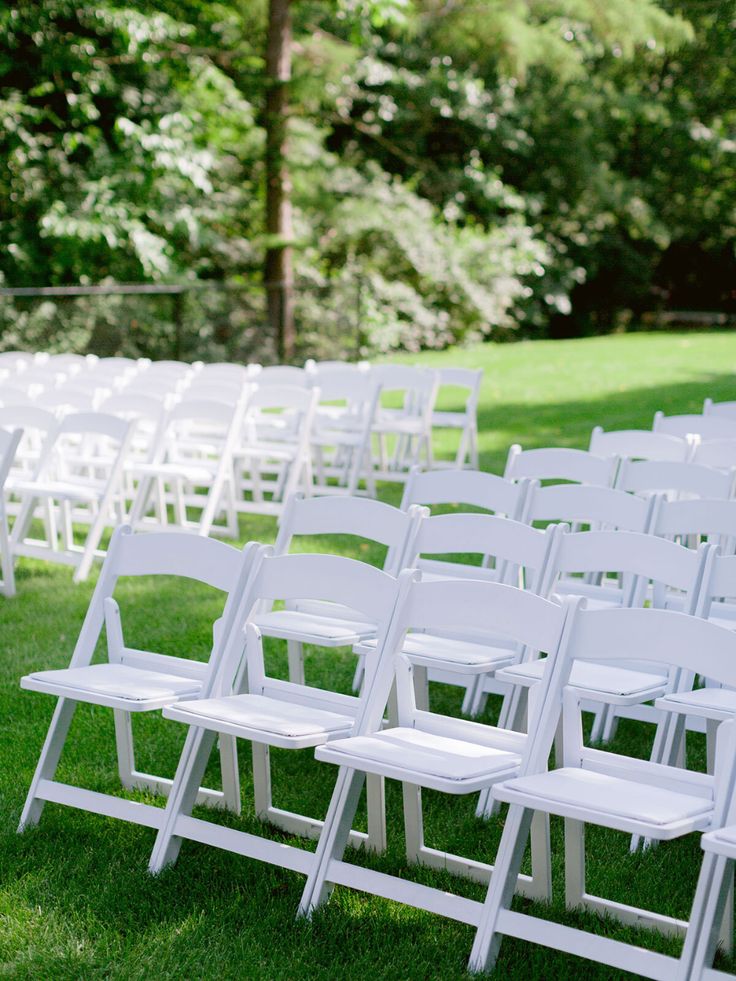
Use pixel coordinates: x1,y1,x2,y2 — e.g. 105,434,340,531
2,331,736,980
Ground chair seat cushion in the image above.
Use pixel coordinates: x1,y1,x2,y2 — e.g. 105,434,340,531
253,609,375,645
128,461,216,483
21,663,200,704
12,479,103,502
659,687,736,715
170,693,354,739
355,632,514,672
317,726,521,782
497,658,667,696
497,767,712,827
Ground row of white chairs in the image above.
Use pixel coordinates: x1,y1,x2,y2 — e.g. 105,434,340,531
0,352,484,476
1,395,736,599
16,505,736,979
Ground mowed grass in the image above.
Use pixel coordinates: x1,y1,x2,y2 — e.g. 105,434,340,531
2,331,736,980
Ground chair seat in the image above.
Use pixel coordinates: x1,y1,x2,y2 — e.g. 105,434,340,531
354,632,515,674
316,726,522,793
12,479,103,502
496,658,668,700
21,662,201,710
164,693,355,749
234,441,299,462
253,609,376,646
372,418,424,436
702,823,736,859
128,460,217,483
494,767,713,836
431,410,468,428
657,686,736,721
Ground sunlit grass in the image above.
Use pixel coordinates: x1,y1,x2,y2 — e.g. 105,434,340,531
3,332,736,979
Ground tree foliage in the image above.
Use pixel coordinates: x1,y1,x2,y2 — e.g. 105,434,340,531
0,0,733,356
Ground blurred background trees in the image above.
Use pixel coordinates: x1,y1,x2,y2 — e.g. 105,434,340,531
1,0,733,358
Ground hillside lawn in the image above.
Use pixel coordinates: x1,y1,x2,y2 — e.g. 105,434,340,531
2,331,736,980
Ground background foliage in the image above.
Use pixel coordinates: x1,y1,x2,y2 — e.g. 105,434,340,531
1,0,734,357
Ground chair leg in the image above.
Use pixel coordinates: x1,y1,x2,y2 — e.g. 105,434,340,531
677,853,734,981
113,709,136,788
251,742,272,820
298,766,366,916
18,697,77,831
218,735,241,814
467,804,535,974
73,501,109,583
564,818,586,908
287,639,306,686
365,774,387,854
0,504,15,597
402,782,424,863
148,726,218,873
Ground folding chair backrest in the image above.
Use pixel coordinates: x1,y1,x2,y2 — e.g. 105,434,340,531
256,365,309,387
654,411,736,441
100,392,166,426
371,365,438,409
526,482,654,532
553,529,707,613
400,467,528,519
589,426,691,462
565,605,736,691
691,438,736,471
211,549,403,699
504,444,617,487
67,526,255,676
704,398,736,420
358,577,574,736
653,498,736,553
407,512,561,591
274,493,425,575
616,458,736,499
310,369,379,406
246,383,316,413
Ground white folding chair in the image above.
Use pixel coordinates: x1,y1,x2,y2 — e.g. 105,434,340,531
0,405,57,487
18,527,257,835
233,385,318,517
370,365,438,481
11,412,135,581
310,369,382,497
298,580,578,922
359,513,563,719
147,550,406,873
504,444,618,487
399,465,531,520
616,457,736,500
252,492,425,685
129,399,240,538
469,607,736,978
654,411,736,442
429,366,483,469
590,426,692,462
493,529,708,746
0,428,22,596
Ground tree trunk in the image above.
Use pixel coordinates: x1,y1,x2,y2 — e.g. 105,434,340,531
264,0,295,362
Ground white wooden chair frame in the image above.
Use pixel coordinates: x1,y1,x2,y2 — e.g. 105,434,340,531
18,527,257,836
468,606,736,978
10,412,135,582
253,493,425,687
297,580,579,923
504,444,618,487
147,551,407,875
429,366,482,469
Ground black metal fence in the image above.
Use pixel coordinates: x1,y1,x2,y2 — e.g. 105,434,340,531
0,279,366,364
